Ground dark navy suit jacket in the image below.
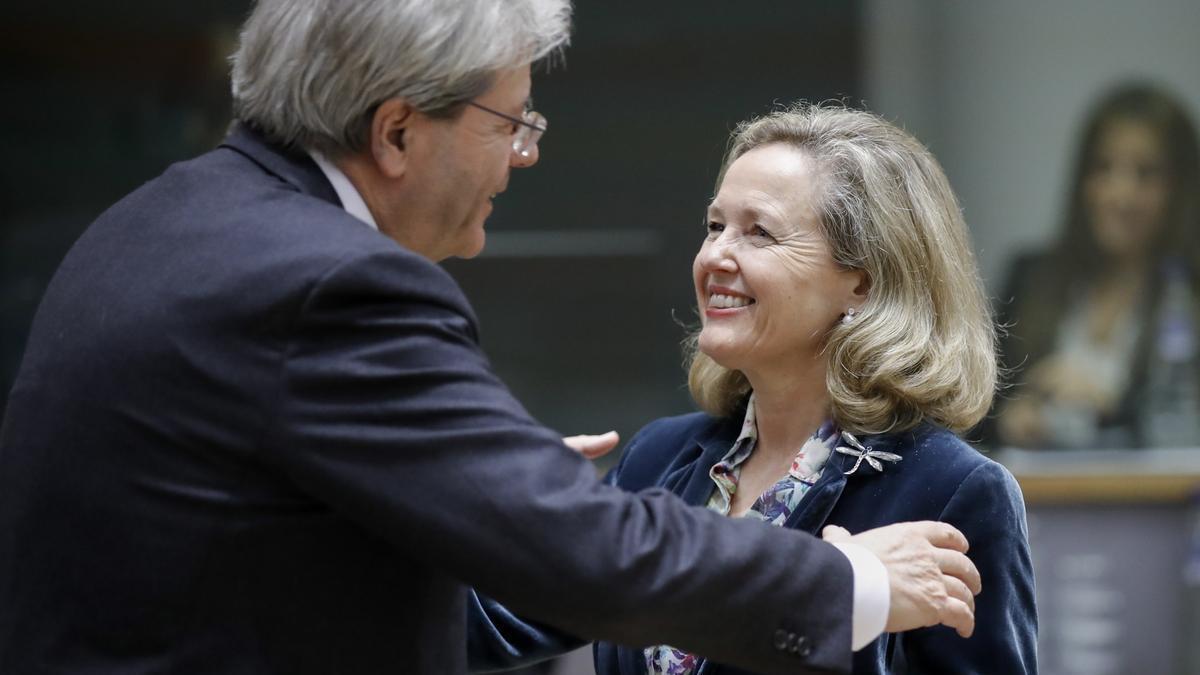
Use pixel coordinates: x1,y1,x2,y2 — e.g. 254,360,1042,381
590,411,1039,675
0,127,859,674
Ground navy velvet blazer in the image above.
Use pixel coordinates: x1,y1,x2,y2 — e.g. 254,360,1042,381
0,127,861,675
589,411,1038,675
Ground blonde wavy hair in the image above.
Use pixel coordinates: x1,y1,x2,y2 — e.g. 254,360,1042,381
687,103,996,435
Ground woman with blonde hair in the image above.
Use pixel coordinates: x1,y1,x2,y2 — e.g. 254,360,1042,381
470,103,1037,674
593,102,1035,674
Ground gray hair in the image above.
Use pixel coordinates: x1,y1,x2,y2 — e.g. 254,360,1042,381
688,102,997,435
230,0,571,156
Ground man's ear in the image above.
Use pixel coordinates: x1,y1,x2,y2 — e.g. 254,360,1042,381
369,98,418,179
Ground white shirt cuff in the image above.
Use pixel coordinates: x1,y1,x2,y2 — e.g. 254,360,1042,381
832,541,890,651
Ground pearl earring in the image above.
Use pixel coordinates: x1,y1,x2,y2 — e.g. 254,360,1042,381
841,307,858,325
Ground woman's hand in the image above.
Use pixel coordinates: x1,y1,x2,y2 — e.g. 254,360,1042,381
562,431,620,460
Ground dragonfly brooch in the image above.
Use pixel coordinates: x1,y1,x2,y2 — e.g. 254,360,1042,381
835,431,902,476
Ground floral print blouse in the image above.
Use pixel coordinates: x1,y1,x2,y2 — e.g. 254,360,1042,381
645,395,840,675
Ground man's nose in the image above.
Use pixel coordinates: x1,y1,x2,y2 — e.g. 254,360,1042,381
511,143,539,168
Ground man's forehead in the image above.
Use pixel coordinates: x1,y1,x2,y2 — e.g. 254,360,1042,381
480,66,533,115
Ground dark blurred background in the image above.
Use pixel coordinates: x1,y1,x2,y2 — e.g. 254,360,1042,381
3,2,1199,674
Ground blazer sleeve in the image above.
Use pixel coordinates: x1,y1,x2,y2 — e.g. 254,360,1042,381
263,250,856,675
898,461,1039,674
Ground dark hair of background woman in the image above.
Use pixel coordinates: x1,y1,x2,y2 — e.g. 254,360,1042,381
1053,83,1200,281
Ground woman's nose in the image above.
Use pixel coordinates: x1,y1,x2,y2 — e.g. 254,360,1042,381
1098,163,1145,205
696,236,738,273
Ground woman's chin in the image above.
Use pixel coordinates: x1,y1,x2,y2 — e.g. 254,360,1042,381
697,338,748,371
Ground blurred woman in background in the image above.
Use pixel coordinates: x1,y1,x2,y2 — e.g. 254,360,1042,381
995,83,1200,449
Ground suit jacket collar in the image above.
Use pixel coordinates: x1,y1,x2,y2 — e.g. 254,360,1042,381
219,123,341,208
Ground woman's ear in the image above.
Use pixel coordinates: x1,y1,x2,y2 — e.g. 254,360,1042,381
839,268,870,311
834,268,869,328
851,269,870,301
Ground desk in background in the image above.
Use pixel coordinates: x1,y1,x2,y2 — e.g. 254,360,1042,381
996,448,1200,675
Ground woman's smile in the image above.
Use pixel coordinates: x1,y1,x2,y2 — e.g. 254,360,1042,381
705,286,756,315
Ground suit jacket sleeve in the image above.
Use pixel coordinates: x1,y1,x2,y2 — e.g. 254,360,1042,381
898,461,1039,674
466,423,693,672
261,250,856,675
466,590,585,672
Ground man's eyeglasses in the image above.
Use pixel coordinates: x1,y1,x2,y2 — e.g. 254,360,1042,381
467,101,547,158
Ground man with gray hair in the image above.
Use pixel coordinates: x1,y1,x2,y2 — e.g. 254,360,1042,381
0,1,981,674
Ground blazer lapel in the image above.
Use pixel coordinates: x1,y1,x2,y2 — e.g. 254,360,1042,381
782,431,904,535
617,644,645,675
782,454,849,535
675,417,743,506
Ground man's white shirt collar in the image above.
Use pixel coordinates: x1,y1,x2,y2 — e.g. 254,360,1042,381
309,151,379,231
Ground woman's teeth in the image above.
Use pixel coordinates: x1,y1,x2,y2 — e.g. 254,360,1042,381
709,293,754,309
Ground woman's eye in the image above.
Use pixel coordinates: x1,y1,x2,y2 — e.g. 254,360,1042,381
751,225,774,239
706,221,725,235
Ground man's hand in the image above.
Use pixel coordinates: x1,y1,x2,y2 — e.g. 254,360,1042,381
562,431,619,460
823,521,981,638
